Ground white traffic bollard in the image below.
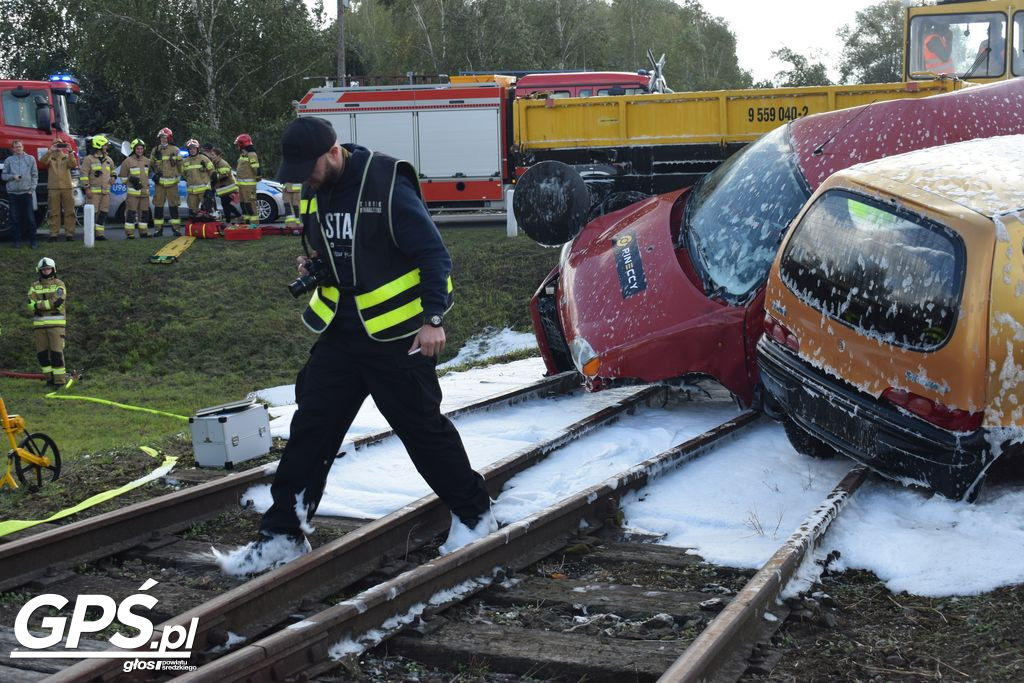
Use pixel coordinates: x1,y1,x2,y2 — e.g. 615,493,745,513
505,188,517,238
83,203,95,248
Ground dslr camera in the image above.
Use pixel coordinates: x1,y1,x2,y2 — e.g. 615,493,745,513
288,258,334,298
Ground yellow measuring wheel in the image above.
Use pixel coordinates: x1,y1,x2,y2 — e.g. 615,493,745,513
1,398,61,490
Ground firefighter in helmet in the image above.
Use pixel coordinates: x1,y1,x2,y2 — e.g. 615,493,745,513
119,138,151,238
183,139,215,219
80,135,116,240
150,127,184,236
207,146,242,223
234,133,261,228
27,257,68,386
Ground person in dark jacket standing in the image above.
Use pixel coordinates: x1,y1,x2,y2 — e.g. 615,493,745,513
215,117,494,576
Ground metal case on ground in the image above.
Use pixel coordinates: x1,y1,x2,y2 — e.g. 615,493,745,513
189,398,271,468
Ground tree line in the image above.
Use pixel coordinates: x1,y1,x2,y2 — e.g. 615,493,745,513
0,0,902,172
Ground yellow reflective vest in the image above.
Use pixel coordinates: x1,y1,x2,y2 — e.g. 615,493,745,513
300,152,453,341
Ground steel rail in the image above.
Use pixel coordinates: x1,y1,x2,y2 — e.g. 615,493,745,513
177,410,760,682
658,465,869,682
0,371,581,592
51,383,663,683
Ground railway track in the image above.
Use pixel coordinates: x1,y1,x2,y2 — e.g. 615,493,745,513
4,379,868,682
3,375,665,680
0,371,582,593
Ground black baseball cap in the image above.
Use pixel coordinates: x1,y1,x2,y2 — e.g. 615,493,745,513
277,117,337,183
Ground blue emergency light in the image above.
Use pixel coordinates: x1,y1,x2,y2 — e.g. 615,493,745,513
48,73,79,84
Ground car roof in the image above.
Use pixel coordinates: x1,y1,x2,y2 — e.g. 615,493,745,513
790,79,1024,192
845,134,1024,218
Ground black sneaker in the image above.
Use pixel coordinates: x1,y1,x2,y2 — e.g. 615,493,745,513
65,236,73,242
96,235,107,241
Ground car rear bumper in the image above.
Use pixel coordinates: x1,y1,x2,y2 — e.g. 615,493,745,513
757,337,992,500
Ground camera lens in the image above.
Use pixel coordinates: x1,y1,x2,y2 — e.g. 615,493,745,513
288,275,314,298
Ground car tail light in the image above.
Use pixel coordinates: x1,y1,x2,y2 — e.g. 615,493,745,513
882,388,983,432
763,315,799,353
581,358,601,377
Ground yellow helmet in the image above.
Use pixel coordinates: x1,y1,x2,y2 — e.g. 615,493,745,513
130,138,145,150
91,134,109,150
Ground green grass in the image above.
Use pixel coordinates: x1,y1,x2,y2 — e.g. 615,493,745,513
0,227,558,474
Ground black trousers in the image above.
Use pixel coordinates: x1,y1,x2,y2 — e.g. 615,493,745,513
260,326,490,536
8,193,37,246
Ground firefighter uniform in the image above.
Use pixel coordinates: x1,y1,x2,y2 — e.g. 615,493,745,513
236,147,260,226
151,142,183,235
184,151,215,215
211,155,240,222
80,146,116,239
283,182,302,230
120,144,151,238
27,259,68,386
39,145,78,240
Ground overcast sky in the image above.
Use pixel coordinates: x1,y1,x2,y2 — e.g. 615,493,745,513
317,0,894,83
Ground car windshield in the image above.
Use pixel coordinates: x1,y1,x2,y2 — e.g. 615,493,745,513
681,124,810,303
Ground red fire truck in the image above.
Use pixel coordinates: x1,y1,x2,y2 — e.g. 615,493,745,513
295,71,654,210
0,74,82,239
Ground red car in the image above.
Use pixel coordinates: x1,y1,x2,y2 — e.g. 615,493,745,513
524,79,1024,406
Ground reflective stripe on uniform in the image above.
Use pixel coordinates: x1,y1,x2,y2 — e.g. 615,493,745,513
302,286,340,332
33,316,66,327
159,177,179,186
355,271,454,335
362,298,423,335
216,184,238,196
300,197,318,214
355,268,421,310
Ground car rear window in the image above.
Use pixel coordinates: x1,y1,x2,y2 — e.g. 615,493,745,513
779,191,965,350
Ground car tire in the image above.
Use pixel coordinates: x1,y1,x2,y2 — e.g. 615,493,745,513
256,194,278,223
783,417,837,459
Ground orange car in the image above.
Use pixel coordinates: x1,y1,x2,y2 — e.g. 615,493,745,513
758,135,1024,500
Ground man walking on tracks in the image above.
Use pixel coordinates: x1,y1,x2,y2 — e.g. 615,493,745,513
215,117,495,576
27,258,67,386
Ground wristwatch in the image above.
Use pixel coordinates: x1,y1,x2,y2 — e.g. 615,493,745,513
427,314,444,328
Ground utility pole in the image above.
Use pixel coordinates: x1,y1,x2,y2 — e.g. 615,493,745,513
336,0,349,86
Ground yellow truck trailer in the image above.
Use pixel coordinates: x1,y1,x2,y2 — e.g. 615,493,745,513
513,0,1023,195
